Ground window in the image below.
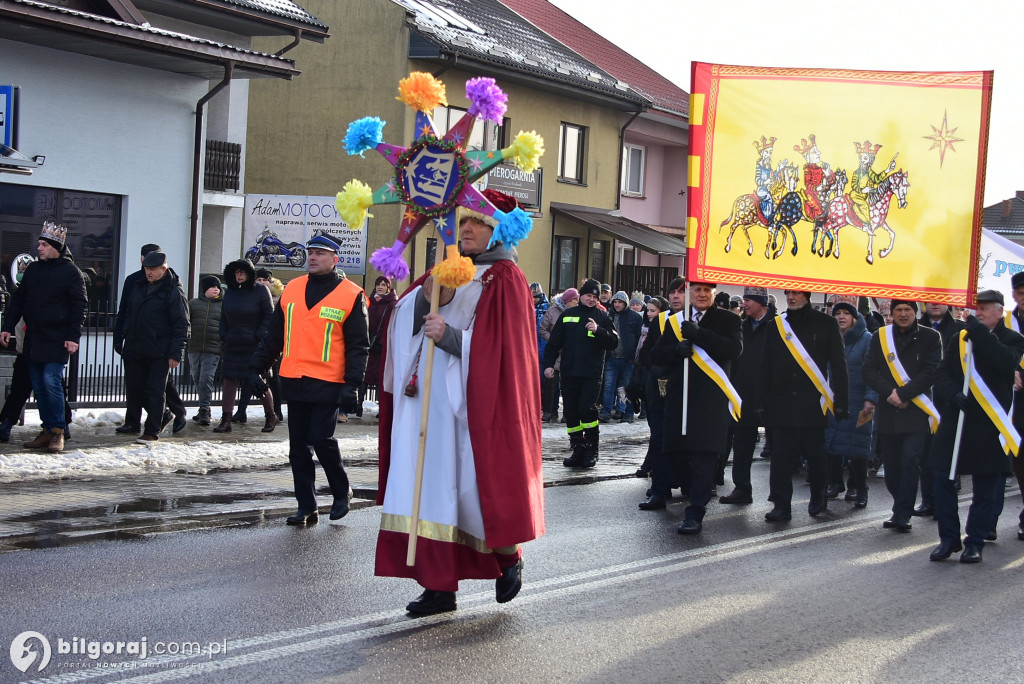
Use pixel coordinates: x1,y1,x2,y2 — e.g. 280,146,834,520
552,236,578,292
431,106,506,151
558,122,586,183
621,144,645,196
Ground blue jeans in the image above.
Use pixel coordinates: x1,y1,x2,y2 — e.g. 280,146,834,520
601,357,634,417
29,362,66,430
188,352,220,411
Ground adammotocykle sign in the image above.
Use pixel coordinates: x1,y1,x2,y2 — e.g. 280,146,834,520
686,63,992,306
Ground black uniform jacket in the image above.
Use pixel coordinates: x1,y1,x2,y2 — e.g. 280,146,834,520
862,323,941,435
755,303,849,428
730,305,776,426
3,254,87,365
928,316,1024,476
542,302,618,378
121,268,190,362
651,305,742,454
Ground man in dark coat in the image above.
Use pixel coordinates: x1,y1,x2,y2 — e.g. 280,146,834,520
543,278,618,467
927,290,1024,563
113,243,186,435
756,290,849,520
1008,272,1024,540
721,286,776,505
862,300,941,531
121,252,190,442
645,278,742,534
0,222,87,452
600,290,643,423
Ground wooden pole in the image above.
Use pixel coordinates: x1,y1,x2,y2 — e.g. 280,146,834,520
682,285,690,435
949,339,972,480
406,245,445,566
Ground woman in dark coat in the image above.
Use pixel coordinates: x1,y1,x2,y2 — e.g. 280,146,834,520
361,275,397,415
825,303,878,503
214,259,275,433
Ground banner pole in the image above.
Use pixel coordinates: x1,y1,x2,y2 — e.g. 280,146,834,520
949,339,972,480
682,284,690,435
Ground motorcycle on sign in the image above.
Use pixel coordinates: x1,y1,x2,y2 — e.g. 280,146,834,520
245,229,307,267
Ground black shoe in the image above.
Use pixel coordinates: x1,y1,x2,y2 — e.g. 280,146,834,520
286,509,319,526
677,519,703,535
495,559,523,603
172,414,187,434
883,517,912,532
844,488,857,502
959,546,983,564
929,539,963,561
765,507,791,522
1018,526,1024,541
808,499,827,517
330,491,352,520
160,409,173,433
638,495,667,511
825,483,845,499
562,453,585,468
0,418,12,443
719,489,753,505
231,410,247,424
406,589,457,616
912,505,934,517
854,490,868,508
582,453,598,468
634,467,651,478
985,530,998,542
116,423,141,435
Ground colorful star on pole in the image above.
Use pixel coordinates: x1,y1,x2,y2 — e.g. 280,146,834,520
923,109,965,167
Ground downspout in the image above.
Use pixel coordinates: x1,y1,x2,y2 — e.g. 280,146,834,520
615,106,644,211
189,61,234,297
274,29,303,56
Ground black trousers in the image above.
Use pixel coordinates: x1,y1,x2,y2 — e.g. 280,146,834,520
770,426,827,511
730,423,759,492
127,358,176,436
677,449,717,523
124,358,183,426
560,375,601,431
878,431,927,521
287,400,350,511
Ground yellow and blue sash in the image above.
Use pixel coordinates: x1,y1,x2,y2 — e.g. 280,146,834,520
775,314,835,415
879,325,939,434
668,311,741,421
958,330,1020,456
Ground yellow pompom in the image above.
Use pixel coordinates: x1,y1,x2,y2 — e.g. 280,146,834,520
432,254,476,289
506,130,545,173
396,72,448,113
335,179,374,229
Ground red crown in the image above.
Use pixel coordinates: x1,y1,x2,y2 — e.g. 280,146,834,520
793,134,817,156
752,136,776,153
854,140,882,156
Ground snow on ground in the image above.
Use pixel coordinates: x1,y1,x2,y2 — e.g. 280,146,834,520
0,402,650,483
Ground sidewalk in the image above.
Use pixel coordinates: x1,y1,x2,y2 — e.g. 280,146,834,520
0,406,654,551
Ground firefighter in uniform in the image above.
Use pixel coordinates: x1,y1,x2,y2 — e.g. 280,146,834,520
251,234,369,525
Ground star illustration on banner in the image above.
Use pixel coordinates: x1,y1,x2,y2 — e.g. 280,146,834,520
923,109,965,167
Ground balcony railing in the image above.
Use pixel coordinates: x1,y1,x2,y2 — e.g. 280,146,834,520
204,139,241,192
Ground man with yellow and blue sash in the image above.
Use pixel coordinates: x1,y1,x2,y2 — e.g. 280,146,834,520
863,300,941,532
645,277,742,535
756,290,848,521
927,290,1024,563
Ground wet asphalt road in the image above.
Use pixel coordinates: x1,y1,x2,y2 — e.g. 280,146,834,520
3,470,1024,684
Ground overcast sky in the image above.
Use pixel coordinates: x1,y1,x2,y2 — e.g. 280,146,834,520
549,0,1022,206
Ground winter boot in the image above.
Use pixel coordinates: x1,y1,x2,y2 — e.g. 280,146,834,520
0,418,13,443
47,427,65,453
23,428,50,449
212,417,232,433
582,425,600,468
562,431,586,467
850,458,869,508
192,407,212,426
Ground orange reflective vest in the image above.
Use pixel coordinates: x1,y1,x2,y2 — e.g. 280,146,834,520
279,276,366,383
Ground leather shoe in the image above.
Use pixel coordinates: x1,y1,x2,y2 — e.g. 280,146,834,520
638,494,667,510
912,504,934,517
286,509,319,525
160,409,173,433
808,499,827,517
825,483,845,499
1018,526,1024,541
495,558,523,603
330,490,352,520
171,414,187,434
677,519,703,535
959,546,983,564
882,517,912,532
406,589,457,616
719,489,753,505
929,539,963,561
765,507,791,522
985,530,997,542
115,423,141,435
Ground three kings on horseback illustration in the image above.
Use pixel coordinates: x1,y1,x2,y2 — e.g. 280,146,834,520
720,134,910,264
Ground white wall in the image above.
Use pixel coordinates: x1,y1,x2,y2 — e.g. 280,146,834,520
0,39,207,286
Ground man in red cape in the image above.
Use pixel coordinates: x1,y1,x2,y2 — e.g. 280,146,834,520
375,189,545,616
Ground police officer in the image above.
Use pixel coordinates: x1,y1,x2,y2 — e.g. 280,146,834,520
251,234,369,525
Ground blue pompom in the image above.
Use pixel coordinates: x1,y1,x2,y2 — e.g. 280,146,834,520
488,207,533,248
343,117,386,157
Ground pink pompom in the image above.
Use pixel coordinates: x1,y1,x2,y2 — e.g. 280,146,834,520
369,243,410,281
466,77,508,124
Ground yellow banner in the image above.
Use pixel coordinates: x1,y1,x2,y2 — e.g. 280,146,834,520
687,63,992,306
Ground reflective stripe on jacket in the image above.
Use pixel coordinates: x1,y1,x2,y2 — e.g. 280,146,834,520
280,275,365,382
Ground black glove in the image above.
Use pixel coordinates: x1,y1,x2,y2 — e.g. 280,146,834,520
964,314,985,340
834,408,850,421
675,340,693,358
951,392,970,411
680,321,700,339
339,383,359,414
244,371,269,400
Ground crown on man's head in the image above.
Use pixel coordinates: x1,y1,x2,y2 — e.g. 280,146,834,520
40,221,68,248
854,140,882,156
753,136,777,154
793,134,818,156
